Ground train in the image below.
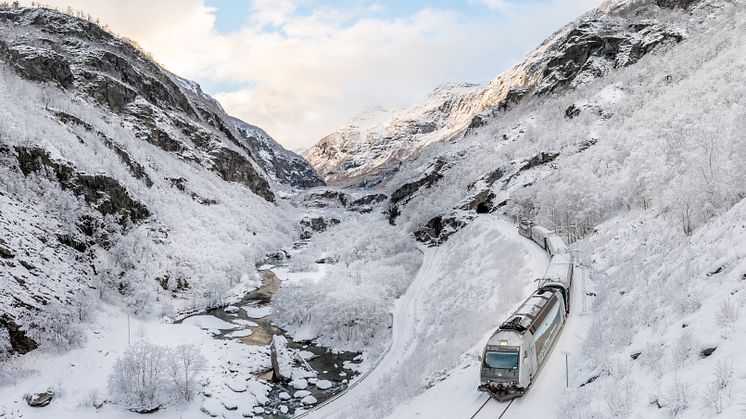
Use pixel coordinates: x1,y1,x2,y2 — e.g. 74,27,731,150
478,221,574,401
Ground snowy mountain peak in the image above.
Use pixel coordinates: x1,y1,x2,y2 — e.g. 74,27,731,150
303,0,693,188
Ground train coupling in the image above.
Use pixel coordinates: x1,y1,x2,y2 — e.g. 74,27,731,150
478,383,524,402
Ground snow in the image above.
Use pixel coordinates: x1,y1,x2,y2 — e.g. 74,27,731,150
271,335,293,381
290,378,309,390
0,303,270,419
294,390,311,398
315,380,332,390
301,395,318,405
181,315,238,330
225,330,253,339
242,305,272,319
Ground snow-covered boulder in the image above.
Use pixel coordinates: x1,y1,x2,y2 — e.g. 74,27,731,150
226,378,247,393
278,392,291,400
224,306,240,314
200,398,222,417
24,391,53,407
289,378,308,390
301,395,318,405
270,335,293,381
293,390,311,398
315,380,333,390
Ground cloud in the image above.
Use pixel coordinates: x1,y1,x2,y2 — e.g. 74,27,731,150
34,0,600,151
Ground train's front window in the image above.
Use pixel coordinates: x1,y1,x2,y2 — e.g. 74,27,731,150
484,351,519,370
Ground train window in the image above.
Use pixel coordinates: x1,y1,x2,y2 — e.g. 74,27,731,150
484,351,519,370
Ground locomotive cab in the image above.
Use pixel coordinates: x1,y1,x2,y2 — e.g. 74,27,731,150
478,332,534,401
479,288,566,401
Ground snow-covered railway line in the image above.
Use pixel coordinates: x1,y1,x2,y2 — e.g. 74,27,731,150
297,217,577,419
470,396,514,419
474,262,588,419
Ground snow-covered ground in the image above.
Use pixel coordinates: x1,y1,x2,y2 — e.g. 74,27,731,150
0,304,271,419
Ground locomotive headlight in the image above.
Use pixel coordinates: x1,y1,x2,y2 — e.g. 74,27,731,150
499,340,508,346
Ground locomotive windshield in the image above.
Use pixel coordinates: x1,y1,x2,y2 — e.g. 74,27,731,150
484,351,519,370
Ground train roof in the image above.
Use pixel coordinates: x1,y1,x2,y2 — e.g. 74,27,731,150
543,255,572,280
546,235,568,254
497,288,560,334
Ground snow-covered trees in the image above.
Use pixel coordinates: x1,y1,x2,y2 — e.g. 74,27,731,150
0,328,11,384
19,300,85,352
167,344,207,403
108,342,206,410
273,216,422,351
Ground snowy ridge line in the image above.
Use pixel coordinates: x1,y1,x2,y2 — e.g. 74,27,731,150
294,247,429,418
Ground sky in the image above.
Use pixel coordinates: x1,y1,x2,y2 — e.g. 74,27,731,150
35,0,600,151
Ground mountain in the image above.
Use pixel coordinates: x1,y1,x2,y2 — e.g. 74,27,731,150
303,0,691,188
302,82,483,188
0,6,319,351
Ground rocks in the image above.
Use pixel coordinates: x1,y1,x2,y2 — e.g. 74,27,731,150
389,158,450,224
565,104,581,119
299,217,341,234
701,347,717,358
200,398,222,417
537,18,685,95
0,244,15,259
301,395,318,405
315,380,333,390
289,378,309,390
231,117,325,189
278,392,291,401
630,352,642,360
15,146,149,225
24,391,53,407
0,315,38,354
0,42,73,87
129,406,160,414
414,215,469,247
279,405,289,414
270,335,293,382
210,147,275,202
222,399,238,411
293,390,311,398
224,306,241,314
226,378,247,393
656,0,699,9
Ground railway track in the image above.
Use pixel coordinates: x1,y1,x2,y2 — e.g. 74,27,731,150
470,396,514,419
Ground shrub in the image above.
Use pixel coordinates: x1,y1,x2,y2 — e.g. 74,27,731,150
108,342,206,410
20,301,85,352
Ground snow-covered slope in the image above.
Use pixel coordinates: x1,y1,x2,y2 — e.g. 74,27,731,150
0,6,318,353
303,0,690,188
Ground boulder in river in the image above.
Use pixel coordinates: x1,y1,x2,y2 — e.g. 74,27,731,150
270,335,293,381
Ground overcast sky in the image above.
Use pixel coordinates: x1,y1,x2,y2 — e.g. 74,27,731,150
36,0,600,151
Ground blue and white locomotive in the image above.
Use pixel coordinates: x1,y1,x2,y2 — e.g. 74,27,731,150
478,221,574,401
